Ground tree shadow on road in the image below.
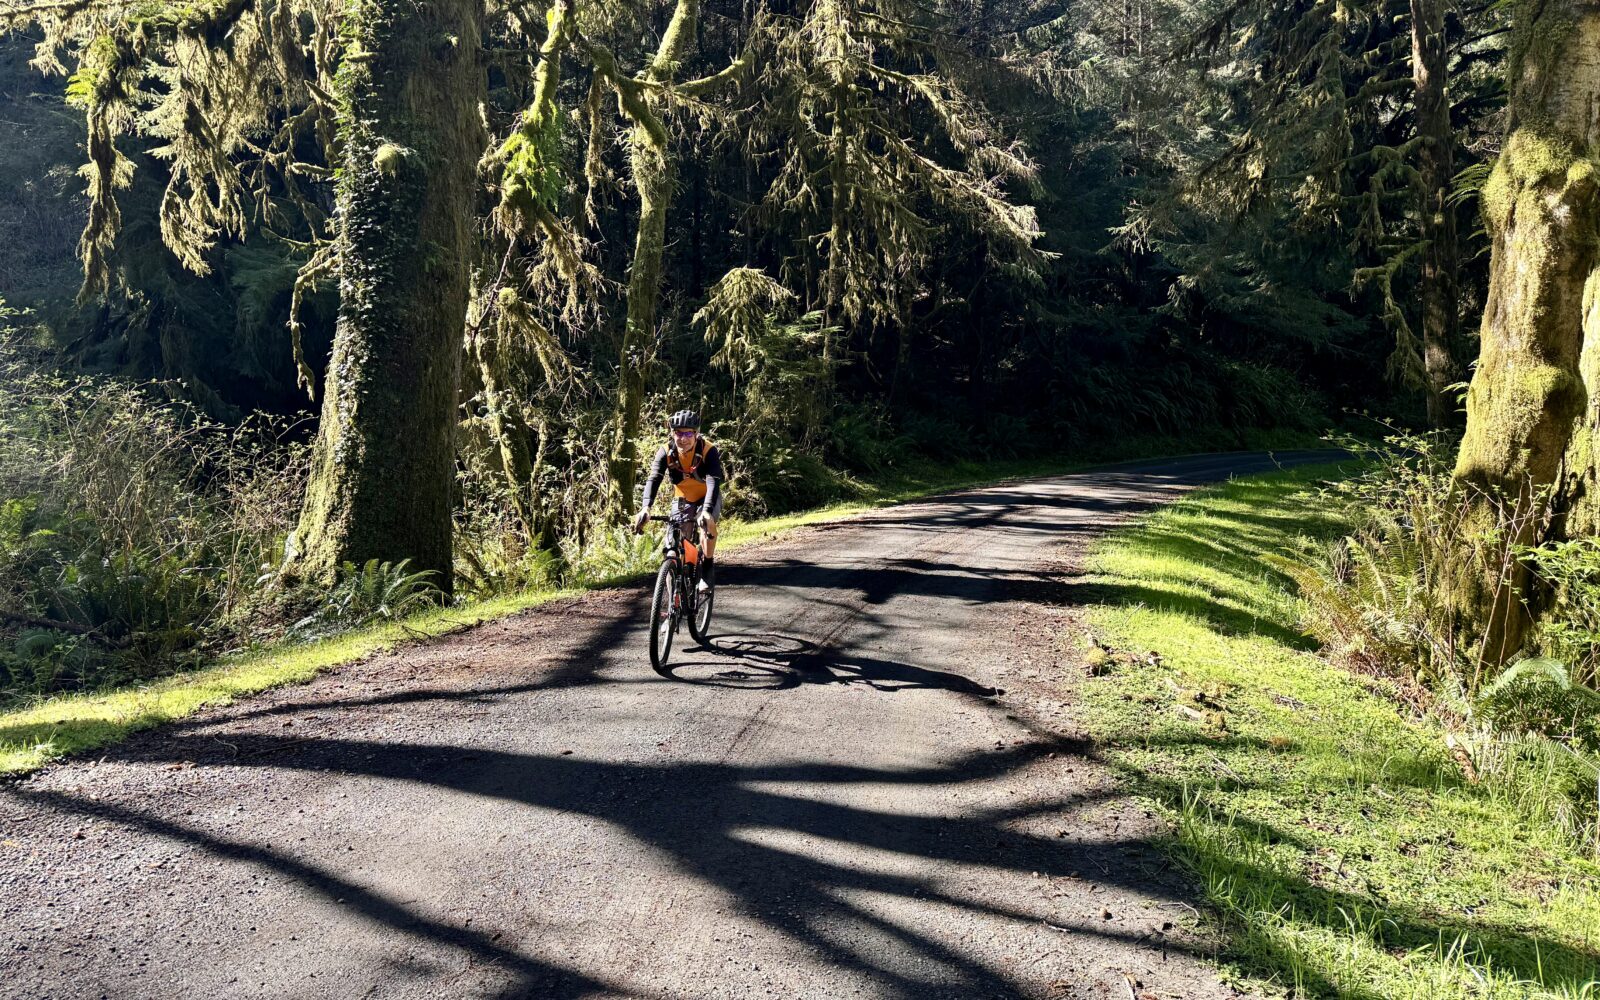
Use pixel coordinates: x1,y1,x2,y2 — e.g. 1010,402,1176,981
11,735,1201,1000
1,452,1376,998
656,631,1001,696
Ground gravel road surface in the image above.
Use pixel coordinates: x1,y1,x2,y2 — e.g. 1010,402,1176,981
0,451,1338,999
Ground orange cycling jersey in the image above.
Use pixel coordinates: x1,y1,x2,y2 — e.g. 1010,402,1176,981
640,436,725,511
671,439,711,501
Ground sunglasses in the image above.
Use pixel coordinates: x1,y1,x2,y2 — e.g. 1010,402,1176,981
672,429,697,438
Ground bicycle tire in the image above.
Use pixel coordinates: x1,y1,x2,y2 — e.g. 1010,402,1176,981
649,560,679,674
688,566,714,646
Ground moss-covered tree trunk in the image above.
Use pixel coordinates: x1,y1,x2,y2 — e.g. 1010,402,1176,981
289,0,485,594
1453,2,1600,663
611,138,672,511
1412,0,1458,428
607,0,699,513
471,314,537,539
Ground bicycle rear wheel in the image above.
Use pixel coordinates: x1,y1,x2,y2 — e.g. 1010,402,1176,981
649,560,679,674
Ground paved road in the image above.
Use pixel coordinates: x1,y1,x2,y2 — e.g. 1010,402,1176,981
0,451,1339,999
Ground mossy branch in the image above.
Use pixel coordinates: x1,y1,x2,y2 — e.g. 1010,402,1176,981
675,52,751,97
288,239,338,400
491,0,572,233
577,34,667,148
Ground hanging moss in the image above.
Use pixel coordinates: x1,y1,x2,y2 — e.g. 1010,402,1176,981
371,142,410,178
492,0,569,232
600,0,698,514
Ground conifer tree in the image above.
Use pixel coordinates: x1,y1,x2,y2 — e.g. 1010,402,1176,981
1411,0,1459,428
1174,0,1502,426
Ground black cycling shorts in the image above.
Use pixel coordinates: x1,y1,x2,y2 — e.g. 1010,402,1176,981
672,491,723,522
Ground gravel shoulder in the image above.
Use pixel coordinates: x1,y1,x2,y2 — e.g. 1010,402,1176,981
0,451,1335,1000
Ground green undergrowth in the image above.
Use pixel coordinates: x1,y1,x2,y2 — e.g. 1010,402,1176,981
0,431,1320,777
1078,466,1600,999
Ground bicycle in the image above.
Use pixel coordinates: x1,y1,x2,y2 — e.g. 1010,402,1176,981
646,511,716,673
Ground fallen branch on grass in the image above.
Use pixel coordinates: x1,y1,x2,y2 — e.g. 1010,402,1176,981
0,608,132,648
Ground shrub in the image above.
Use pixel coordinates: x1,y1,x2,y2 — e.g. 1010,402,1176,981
899,410,968,455
0,330,306,698
1274,428,1564,696
1273,430,1483,695
452,453,562,600
1522,538,1600,689
1275,427,1600,848
976,412,1031,459
559,526,657,588
1469,659,1600,851
829,403,911,474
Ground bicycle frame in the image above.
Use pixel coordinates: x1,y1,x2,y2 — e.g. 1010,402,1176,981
647,512,714,671
651,514,706,579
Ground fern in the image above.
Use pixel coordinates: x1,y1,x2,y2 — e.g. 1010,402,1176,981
289,559,440,640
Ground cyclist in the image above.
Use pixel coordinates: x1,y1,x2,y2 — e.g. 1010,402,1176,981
632,409,724,590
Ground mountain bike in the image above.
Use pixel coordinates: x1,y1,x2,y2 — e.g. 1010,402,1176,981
646,511,716,673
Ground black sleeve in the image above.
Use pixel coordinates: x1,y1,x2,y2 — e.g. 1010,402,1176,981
639,447,669,511
701,445,725,507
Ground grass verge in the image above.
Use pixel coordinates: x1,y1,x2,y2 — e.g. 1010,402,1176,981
0,428,1321,777
0,589,581,775
1077,465,1600,998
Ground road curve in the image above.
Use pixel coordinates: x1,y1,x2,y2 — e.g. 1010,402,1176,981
1,451,1339,1000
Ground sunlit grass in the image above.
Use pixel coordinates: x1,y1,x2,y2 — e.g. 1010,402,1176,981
1079,466,1600,998
0,588,580,775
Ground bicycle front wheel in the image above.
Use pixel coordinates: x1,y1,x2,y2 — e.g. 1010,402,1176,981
688,566,714,646
649,560,679,674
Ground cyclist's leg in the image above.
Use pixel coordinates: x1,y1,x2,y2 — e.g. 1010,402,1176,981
702,491,722,559
669,499,700,553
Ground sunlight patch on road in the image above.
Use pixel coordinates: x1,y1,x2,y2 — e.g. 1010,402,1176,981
727,822,1023,889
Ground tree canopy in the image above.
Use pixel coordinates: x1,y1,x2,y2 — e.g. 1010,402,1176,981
4,0,1571,626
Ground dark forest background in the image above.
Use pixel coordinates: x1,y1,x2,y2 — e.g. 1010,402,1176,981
0,0,1522,696
2,0,1506,467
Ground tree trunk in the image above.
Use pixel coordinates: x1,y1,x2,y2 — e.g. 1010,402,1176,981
289,0,485,595
1411,0,1459,428
472,316,538,539
610,139,671,511
1453,2,1600,664
823,129,847,375
607,0,700,513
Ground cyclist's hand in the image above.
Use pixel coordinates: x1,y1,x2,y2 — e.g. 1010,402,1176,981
632,511,649,535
